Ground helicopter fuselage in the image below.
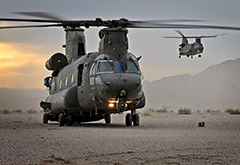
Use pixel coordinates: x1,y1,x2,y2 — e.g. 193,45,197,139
179,42,204,56
41,27,145,126
44,52,144,114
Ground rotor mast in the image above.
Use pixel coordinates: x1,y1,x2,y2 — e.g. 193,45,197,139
64,28,86,63
98,28,129,61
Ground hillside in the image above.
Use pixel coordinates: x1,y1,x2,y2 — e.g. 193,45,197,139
143,57,240,111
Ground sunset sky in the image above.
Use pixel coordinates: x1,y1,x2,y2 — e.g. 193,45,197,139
0,0,240,89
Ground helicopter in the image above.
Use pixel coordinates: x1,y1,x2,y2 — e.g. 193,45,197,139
1,12,240,126
164,30,225,58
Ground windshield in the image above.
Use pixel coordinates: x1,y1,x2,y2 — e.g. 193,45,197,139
97,60,114,73
126,61,139,73
114,61,124,73
96,60,139,74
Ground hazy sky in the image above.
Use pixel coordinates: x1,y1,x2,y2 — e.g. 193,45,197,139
0,0,240,89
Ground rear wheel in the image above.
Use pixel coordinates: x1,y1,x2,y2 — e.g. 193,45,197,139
43,114,48,124
58,113,65,126
67,114,73,126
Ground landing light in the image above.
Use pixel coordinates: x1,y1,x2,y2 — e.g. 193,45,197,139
109,103,114,108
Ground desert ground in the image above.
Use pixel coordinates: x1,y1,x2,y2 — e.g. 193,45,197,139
0,111,239,165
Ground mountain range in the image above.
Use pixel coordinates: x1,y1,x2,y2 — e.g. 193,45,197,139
143,57,240,111
0,57,239,111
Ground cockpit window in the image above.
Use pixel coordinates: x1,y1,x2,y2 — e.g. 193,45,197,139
114,61,124,73
97,60,114,73
126,61,139,73
95,60,140,74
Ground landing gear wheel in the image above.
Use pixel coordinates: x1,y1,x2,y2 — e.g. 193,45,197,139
43,114,48,124
58,113,65,126
105,114,111,124
126,113,132,126
133,114,140,126
198,54,201,58
67,114,73,126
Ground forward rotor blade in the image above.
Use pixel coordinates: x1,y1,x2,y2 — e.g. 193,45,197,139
0,17,68,23
175,30,186,38
12,12,68,20
163,36,182,38
0,24,61,29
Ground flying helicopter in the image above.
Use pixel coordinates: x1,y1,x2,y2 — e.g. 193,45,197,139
1,12,240,126
164,30,225,58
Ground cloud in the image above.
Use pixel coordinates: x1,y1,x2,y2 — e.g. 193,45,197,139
0,42,50,89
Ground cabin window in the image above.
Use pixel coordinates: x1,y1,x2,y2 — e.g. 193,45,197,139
59,79,62,89
126,61,139,73
71,73,74,84
78,64,84,86
97,60,114,73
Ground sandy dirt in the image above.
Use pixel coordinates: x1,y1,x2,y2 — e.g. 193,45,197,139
0,112,239,165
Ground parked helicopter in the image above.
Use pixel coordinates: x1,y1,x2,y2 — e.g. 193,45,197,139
164,30,225,58
1,13,240,126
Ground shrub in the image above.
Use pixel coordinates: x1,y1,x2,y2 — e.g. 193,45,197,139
178,107,192,115
13,109,23,113
148,108,155,112
142,111,152,116
196,110,202,113
27,109,37,114
0,109,11,114
156,105,169,113
225,108,240,114
204,109,213,113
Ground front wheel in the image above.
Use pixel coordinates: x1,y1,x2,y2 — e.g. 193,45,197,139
105,114,111,124
133,114,140,126
126,113,132,126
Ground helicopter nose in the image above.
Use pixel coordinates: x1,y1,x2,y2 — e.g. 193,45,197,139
95,73,142,100
194,43,203,53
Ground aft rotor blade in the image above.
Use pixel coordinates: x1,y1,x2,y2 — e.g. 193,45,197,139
131,19,206,24
199,33,226,38
128,23,240,31
0,24,61,29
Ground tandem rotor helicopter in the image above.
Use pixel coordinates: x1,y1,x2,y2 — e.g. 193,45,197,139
1,12,240,126
164,30,225,58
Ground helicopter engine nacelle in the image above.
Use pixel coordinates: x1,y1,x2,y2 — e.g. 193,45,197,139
45,53,68,70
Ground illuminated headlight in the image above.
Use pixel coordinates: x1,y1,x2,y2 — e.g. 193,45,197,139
109,103,114,108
